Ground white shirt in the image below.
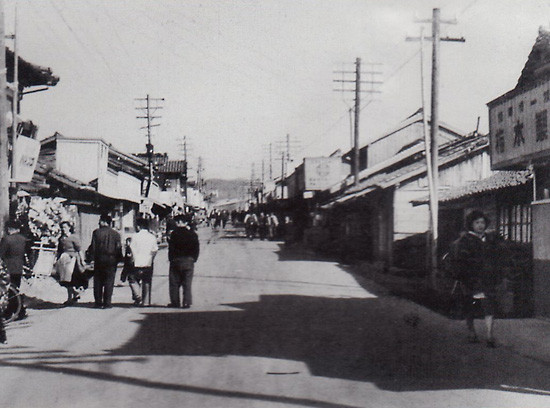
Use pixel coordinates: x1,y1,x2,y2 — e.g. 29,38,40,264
130,230,158,267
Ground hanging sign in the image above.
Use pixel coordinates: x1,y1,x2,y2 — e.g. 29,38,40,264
11,136,40,182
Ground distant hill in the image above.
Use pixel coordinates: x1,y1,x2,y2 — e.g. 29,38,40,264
205,178,251,202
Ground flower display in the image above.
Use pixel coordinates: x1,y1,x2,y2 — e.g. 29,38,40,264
27,197,77,246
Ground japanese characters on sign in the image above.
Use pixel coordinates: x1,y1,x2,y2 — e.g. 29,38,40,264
489,81,550,170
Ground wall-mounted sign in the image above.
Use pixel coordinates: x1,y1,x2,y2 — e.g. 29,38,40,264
488,79,550,169
11,136,40,182
304,157,345,191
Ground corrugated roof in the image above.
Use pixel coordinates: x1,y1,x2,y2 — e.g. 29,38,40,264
325,134,489,206
157,160,186,174
411,170,533,205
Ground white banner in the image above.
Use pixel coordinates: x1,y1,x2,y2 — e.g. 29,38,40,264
11,136,40,182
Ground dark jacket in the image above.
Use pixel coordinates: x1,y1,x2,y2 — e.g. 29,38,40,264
169,227,199,262
87,226,122,266
455,231,506,295
0,233,28,275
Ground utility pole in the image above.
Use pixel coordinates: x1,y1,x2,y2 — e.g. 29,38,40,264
250,162,255,203
197,156,203,193
0,0,9,231
280,151,285,199
261,159,265,203
135,94,164,197
353,59,360,184
269,142,273,180
333,60,382,184
408,8,465,286
9,4,16,182
182,135,188,200
275,134,300,179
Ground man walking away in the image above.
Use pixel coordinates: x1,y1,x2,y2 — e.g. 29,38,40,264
0,220,28,319
168,214,199,309
87,213,122,309
129,218,158,306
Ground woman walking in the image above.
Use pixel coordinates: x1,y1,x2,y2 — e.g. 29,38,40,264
454,210,507,348
57,221,86,306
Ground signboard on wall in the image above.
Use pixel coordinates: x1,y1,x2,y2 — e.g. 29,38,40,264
488,79,550,169
11,136,40,182
304,157,345,191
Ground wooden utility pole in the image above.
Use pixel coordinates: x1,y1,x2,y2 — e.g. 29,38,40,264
269,142,273,180
409,8,465,286
353,58,361,184
280,151,285,199
0,0,9,231
9,4,16,182
197,156,203,193
333,60,382,184
136,94,164,197
182,135,188,200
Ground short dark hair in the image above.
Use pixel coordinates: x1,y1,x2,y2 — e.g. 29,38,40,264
174,214,191,224
136,218,149,230
5,220,20,230
60,221,74,233
99,213,112,224
465,210,490,231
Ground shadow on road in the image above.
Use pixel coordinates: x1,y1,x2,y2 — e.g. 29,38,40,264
106,294,550,395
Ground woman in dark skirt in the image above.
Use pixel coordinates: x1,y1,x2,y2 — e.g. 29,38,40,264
57,221,87,306
455,210,507,348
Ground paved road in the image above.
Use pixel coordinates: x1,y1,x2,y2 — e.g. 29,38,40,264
2,226,550,407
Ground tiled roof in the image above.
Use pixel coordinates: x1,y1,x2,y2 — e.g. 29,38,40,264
6,49,59,88
411,170,533,205
489,27,550,107
157,160,186,174
516,27,550,90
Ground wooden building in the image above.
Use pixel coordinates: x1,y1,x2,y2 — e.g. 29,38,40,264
487,27,550,316
321,111,490,270
37,133,149,247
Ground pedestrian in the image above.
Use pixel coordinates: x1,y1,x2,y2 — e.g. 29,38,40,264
454,210,508,348
0,220,28,319
87,213,122,309
128,218,158,306
267,213,279,240
56,221,87,306
168,214,200,309
244,211,258,240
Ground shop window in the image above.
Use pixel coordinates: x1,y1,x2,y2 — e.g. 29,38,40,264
536,110,548,141
498,204,531,243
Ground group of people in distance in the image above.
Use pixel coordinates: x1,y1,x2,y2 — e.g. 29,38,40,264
88,213,200,309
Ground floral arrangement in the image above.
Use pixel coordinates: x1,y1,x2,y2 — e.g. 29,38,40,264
27,197,77,246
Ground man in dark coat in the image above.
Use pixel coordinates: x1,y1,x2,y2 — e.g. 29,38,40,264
0,220,28,289
0,220,28,320
168,214,199,308
87,214,122,309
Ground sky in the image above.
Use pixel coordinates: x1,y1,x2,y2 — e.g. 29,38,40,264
5,0,550,180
